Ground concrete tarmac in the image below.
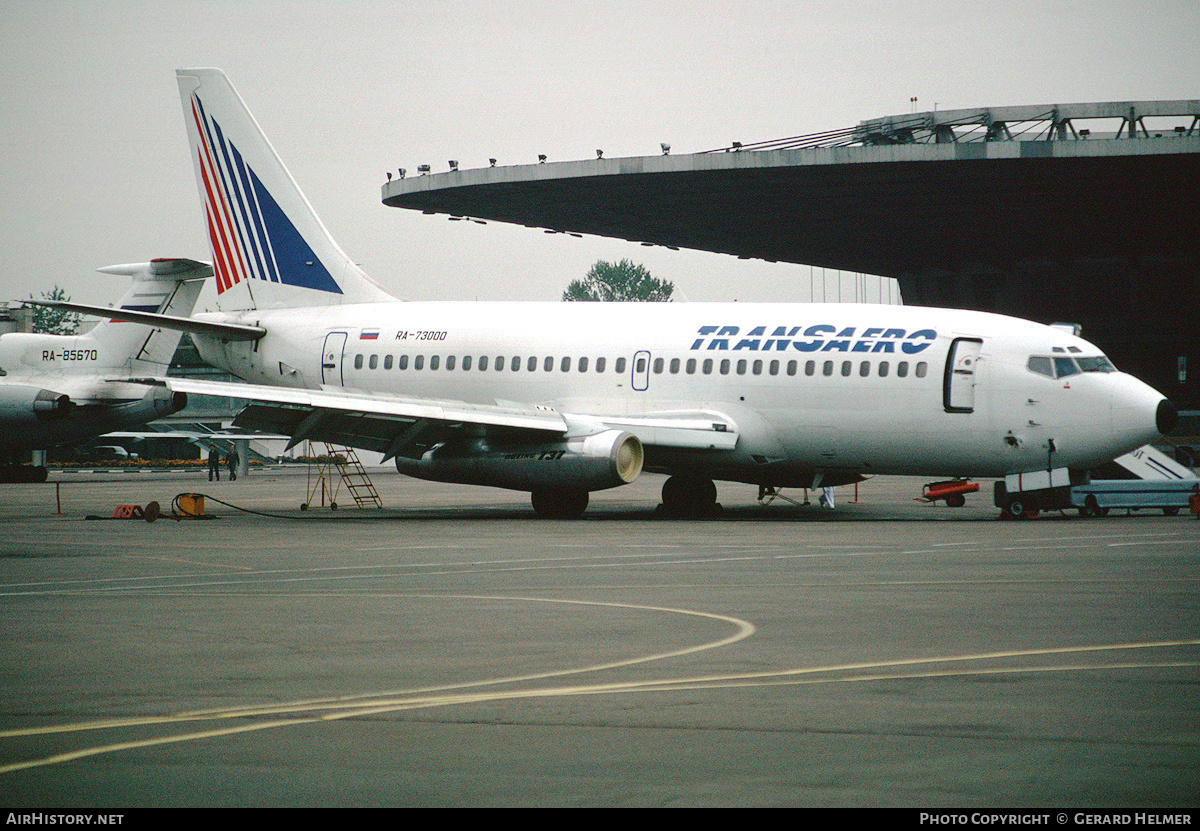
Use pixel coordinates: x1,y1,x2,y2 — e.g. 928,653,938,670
0,467,1196,808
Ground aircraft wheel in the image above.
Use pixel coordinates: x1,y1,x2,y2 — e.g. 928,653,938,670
1163,507,1180,516
531,488,589,519
661,475,718,517
1081,495,1102,519
946,493,966,508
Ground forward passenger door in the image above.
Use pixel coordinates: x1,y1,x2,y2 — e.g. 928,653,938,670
944,337,982,413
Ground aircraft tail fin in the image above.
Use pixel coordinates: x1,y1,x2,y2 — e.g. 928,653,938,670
84,258,208,372
176,68,396,310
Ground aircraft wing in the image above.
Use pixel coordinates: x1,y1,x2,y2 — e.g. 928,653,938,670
162,378,738,460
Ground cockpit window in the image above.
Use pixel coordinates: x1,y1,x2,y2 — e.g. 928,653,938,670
1076,356,1116,372
1030,354,1114,378
1027,356,1054,377
1054,357,1080,378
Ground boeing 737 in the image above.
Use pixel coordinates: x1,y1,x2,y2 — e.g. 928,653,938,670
47,69,1177,516
2,259,203,480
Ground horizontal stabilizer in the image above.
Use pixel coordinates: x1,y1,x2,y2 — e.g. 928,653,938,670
97,259,213,279
29,301,265,341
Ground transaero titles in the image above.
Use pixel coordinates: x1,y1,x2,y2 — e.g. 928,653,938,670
689,324,937,354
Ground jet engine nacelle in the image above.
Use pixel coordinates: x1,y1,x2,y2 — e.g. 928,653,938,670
114,388,188,424
0,385,72,423
400,429,644,492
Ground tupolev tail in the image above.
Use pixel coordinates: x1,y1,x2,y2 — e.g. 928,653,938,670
176,68,396,310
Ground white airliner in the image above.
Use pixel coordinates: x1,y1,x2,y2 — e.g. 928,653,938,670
1,259,204,480
47,69,1176,516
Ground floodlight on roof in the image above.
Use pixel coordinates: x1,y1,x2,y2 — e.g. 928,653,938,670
661,143,670,155
398,168,406,179
596,149,604,159
489,158,497,166
417,164,430,175
538,154,547,163
448,160,458,171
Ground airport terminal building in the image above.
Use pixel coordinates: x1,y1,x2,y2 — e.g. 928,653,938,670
383,100,1199,410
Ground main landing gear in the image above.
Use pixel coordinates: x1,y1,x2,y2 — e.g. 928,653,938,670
657,475,721,518
531,487,589,519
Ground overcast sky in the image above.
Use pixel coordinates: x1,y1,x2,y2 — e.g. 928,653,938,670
2,0,1196,312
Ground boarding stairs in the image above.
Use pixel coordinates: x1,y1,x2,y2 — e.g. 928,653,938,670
303,442,383,509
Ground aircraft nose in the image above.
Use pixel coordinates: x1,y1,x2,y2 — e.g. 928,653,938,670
1157,399,1178,436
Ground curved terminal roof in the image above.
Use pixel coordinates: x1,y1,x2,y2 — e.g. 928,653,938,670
382,100,1200,280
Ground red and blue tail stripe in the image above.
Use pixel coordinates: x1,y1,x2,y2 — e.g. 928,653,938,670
190,94,342,296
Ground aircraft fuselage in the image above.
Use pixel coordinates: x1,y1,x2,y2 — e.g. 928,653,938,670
192,300,1168,485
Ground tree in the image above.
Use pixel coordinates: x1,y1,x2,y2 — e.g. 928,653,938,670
28,285,81,335
563,259,674,302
